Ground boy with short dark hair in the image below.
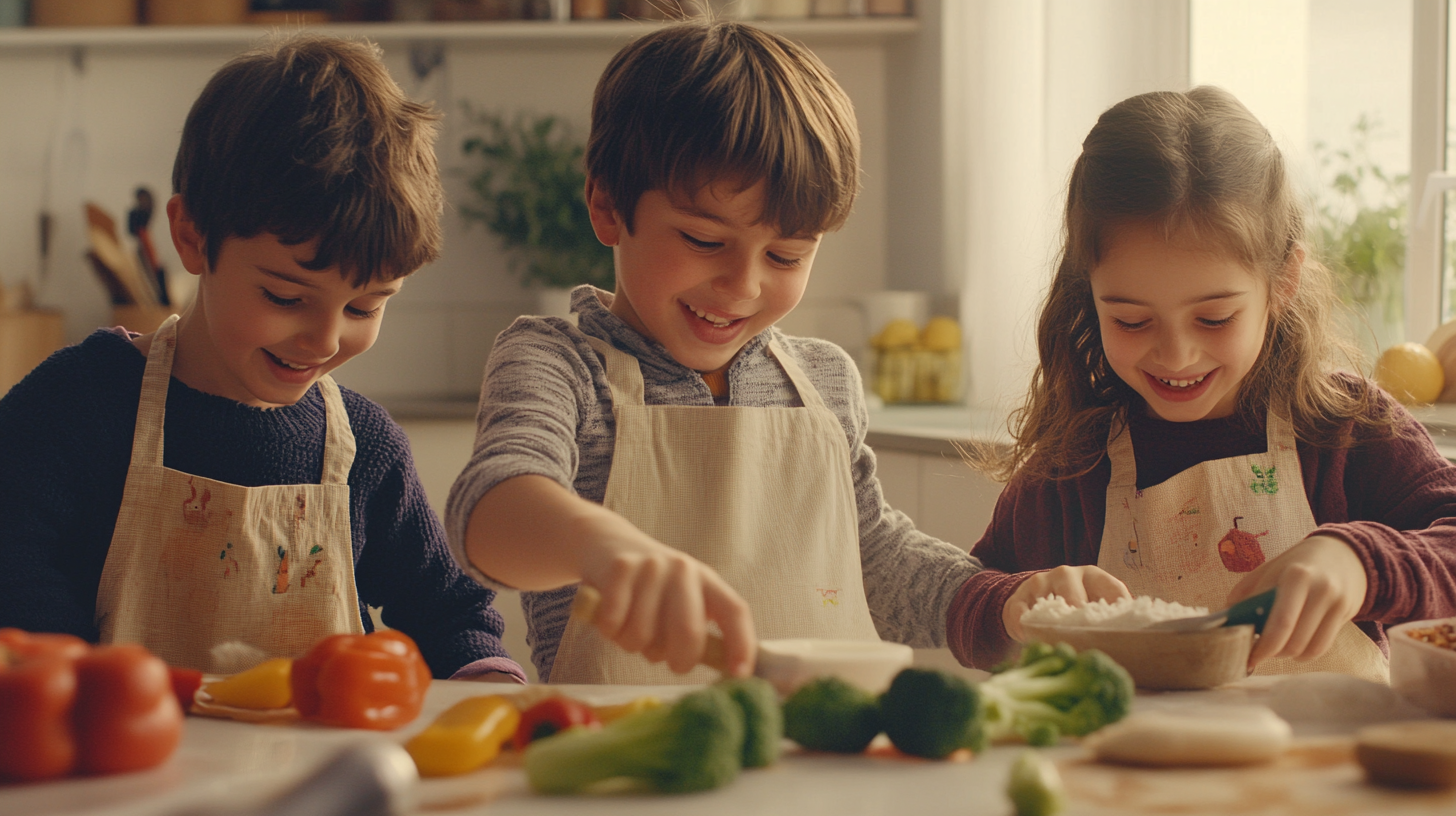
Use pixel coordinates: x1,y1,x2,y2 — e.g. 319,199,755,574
447,21,983,684
0,34,523,682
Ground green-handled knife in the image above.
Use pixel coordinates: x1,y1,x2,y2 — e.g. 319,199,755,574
1145,588,1277,634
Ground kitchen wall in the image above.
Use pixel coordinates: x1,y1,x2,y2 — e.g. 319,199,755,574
0,18,915,405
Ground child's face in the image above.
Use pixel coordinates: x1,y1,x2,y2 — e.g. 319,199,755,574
1090,221,1272,422
588,178,821,373
168,197,400,408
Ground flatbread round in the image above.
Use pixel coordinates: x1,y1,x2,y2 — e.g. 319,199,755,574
1085,706,1292,767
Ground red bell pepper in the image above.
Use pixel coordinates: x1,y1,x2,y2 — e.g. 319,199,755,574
290,630,431,730
513,696,601,749
0,629,183,783
168,666,204,714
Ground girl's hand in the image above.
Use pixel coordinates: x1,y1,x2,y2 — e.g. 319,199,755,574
1001,565,1131,642
576,512,757,678
1226,534,1367,670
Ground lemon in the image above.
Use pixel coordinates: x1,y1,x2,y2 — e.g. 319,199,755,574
920,316,962,352
1375,342,1445,405
872,318,920,350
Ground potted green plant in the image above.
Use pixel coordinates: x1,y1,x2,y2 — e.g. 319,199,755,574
1311,115,1408,358
459,109,614,315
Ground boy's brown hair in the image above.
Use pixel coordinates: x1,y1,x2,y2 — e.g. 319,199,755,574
983,86,1394,484
586,20,859,237
172,33,443,286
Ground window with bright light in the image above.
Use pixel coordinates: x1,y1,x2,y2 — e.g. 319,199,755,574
1190,0,1413,359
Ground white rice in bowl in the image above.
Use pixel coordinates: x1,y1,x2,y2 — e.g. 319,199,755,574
1020,595,1207,629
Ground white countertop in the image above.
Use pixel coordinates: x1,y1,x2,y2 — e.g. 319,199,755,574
4,675,1452,816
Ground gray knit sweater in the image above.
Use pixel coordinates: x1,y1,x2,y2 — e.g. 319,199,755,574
446,286,983,680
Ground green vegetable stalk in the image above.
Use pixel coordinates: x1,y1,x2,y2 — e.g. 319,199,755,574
979,642,1133,746
523,685,744,795
718,676,784,768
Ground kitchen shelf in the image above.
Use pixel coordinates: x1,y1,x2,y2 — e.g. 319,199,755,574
0,17,917,51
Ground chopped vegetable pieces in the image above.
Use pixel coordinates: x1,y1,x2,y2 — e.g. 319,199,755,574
717,676,783,768
202,657,293,710
290,630,431,730
514,696,601,749
878,668,986,758
782,676,882,754
406,695,520,777
980,642,1133,746
524,685,744,794
591,695,661,724
1007,749,1066,816
168,666,203,714
0,630,183,782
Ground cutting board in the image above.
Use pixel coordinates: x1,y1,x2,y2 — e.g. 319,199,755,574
1056,737,1456,815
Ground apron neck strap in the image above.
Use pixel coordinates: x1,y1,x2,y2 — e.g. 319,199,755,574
765,339,830,412
316,376,356,485
131,314,181,469
586,336,646,406
584,335,830,411
1106,411,1136,488
129,314,356,483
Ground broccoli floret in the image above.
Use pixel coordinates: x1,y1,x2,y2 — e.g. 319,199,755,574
1006,749,1067,816
979,641,1133,746
878,668,986,759
716,677,783,768
523,685,744,794
782,676,882,754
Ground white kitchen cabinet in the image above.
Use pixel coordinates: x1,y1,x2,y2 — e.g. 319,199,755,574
870,437,1004,678
872,445,1002,552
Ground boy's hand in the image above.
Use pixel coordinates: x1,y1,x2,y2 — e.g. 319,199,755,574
1001,565,1131,642
465,475,756,678
1227,534,1367,670
575,512,756,678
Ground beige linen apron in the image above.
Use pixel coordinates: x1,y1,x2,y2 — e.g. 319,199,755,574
1098,409,1388,683
95,315,365,672
549,337,882,684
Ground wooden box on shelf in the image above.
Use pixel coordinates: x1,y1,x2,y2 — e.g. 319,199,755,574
113,304,177,334
0,308,66,396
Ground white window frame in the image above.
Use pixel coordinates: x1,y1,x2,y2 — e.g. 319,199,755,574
1407,0,1448,344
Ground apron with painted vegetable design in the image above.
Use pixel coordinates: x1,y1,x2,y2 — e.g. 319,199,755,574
1097,409,1388,684
96,314,364,672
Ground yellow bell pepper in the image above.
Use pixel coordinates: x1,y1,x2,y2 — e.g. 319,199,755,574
405,695,520,777
592,696,662,724
201,657,293,710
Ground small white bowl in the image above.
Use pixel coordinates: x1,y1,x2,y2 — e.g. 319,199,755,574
755,638,914,696
1389,617,1456,717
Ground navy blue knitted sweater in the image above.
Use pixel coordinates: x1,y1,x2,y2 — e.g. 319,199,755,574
0,328,512,678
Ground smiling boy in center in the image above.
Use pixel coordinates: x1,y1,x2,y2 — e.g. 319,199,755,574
444,21,1101,685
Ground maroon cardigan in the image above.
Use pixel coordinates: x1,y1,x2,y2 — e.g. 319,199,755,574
947,387,1456,669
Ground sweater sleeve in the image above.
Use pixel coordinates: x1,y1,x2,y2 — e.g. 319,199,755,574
951,461,1108,669
345,395,524,682
1309,392,1456,625
444,317,596,592
0,336,137,640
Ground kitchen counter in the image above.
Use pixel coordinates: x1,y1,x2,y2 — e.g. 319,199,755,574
5,675,1452,816
380,395,1456,461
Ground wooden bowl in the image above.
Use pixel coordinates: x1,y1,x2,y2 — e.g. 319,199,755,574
1021,623,1254,690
